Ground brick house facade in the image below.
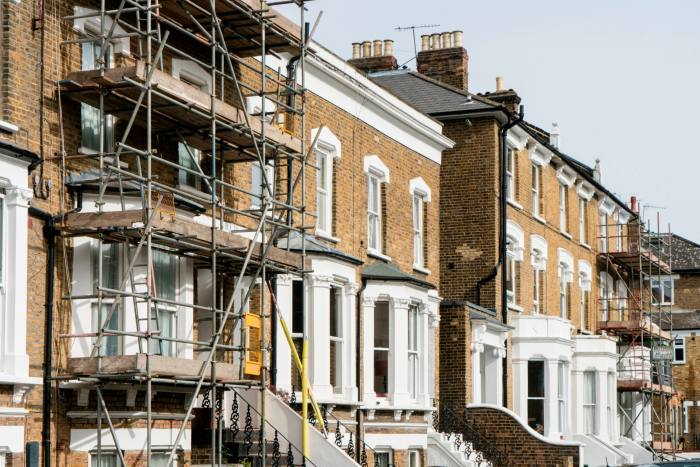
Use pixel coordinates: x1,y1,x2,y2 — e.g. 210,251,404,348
368,31,643,466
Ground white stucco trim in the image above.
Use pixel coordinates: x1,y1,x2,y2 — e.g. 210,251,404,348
506,130,527,151
598,197,616,216
506,220,525,261
578,260,592,292
171,58,212,93
467,403,582,448
557,248,575,283
70,428,191,451
363,155,390,183
556,165,577,187
72,7,130,57
527,139,553,167
530,235,548,270
617,209,632,224
408,177,431,203
576,181,595,201
311,126,342,159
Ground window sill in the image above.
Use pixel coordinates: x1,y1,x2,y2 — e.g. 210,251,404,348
315,230,340,244
580,242,592,251
560,230,573,240
508,304,524,313
672,361,686,365
0,119,19,134
413,265,431,275
507,200,523,210
368,249,391,262
533,214,546,225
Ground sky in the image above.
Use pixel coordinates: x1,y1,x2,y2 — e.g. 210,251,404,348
278,0,700,239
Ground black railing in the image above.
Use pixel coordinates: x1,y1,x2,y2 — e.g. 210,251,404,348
432,399,510,467
285,387,378,467
224,388,317,467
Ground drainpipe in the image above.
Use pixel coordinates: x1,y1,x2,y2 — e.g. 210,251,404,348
29,206,56,467
355,278,367,463
473,105,523,407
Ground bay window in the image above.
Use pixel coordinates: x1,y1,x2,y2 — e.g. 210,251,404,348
373,301,390,396
607,372,616,438
584,371,597,434
407,305,419,400
558,362,567,433
291,280,304,388
151,250,179,357
92,242,121,356
527,360,545,433
329,286,343,394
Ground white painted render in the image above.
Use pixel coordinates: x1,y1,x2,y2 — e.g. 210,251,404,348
0,425,26,452
69,427,191,451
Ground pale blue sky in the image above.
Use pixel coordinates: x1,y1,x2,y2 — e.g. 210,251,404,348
279,1,700,239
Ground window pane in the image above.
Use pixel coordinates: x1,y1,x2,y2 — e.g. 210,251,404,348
93,303,121,356
376,453,390,467
178,143,201,189
252,163,263,206
374,302,390,395
154,250,177,301
329,287,340,338
149,453,171,467
528,399,544,433
91,453,118,467
528,361,544,398
0,200,3,281
374,302,389,348
291,281,304,334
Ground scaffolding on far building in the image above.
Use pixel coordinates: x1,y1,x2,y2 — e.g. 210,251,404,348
50,0,317,465
598,209,680,461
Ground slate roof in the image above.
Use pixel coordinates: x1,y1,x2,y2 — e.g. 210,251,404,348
361,261,435,289
661,310,700,331
671,234,700,271
279,232,363,265
368,69,497,116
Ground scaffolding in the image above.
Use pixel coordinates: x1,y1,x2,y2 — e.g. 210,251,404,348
54,0,314,465
597,212,680,461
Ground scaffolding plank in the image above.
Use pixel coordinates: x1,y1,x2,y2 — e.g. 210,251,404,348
59,210,307,271
617,379,674,394
597,319,672,340
67,354,238,382
60,62,301,158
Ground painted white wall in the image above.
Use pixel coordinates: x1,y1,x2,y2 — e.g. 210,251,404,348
0,426,26,452
70,427,191,451
0,153,41,408
470,319,508,405
70,195,195,359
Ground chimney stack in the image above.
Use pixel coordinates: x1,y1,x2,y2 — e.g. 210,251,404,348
348,38,398,74
479,76,521,113
550,123,560,149
416,30,469,91
495,76,504,92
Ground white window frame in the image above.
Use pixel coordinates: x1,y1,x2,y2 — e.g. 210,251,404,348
579,198,588,245
80,36,115,155
607,372,615,439
506,221,525,309
506,245,517,306
329,285,343,394
683,401,691,433
599,213,609,253
527,359,546,433
412,193,425,269
373,301,391,398
600,272,613,321
172,58,212,93
616,280,628,320
532,266,541,314
408,449,421,467
374,449,393,467
559,263,569,319
92,241,123,356
559,184,568,233
558,361,567,433
530,236,548,314
651,276,674,306
364,156,390,257
312,128,341,240
151,249,180,357
177,143,203,192
506,148,516,202
89,450,124,467
583,370,597,435
316,147,331,235
407,304,419,400
531,162,540,216
673,337,686,364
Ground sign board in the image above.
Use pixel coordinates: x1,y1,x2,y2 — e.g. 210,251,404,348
652,344,673,361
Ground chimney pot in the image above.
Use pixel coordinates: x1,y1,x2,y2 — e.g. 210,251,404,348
630,195,637,212
373,39,382,57
420,34,430,52
495,76,504,91
441,32,451,49
383,39,394,57
351,42,361,60
550,122,561,149
430,33,440,50
362,41,371,58
452,30,463,47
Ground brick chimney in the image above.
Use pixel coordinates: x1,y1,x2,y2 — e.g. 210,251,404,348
416,30,468,91
479,76,522,114
348,39,397,74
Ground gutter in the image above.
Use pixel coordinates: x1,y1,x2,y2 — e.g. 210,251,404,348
29,206,56,467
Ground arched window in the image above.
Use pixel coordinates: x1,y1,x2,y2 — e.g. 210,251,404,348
506,221,525,307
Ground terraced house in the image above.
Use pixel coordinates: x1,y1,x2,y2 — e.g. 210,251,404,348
362,31,678,466
0,0,458,465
